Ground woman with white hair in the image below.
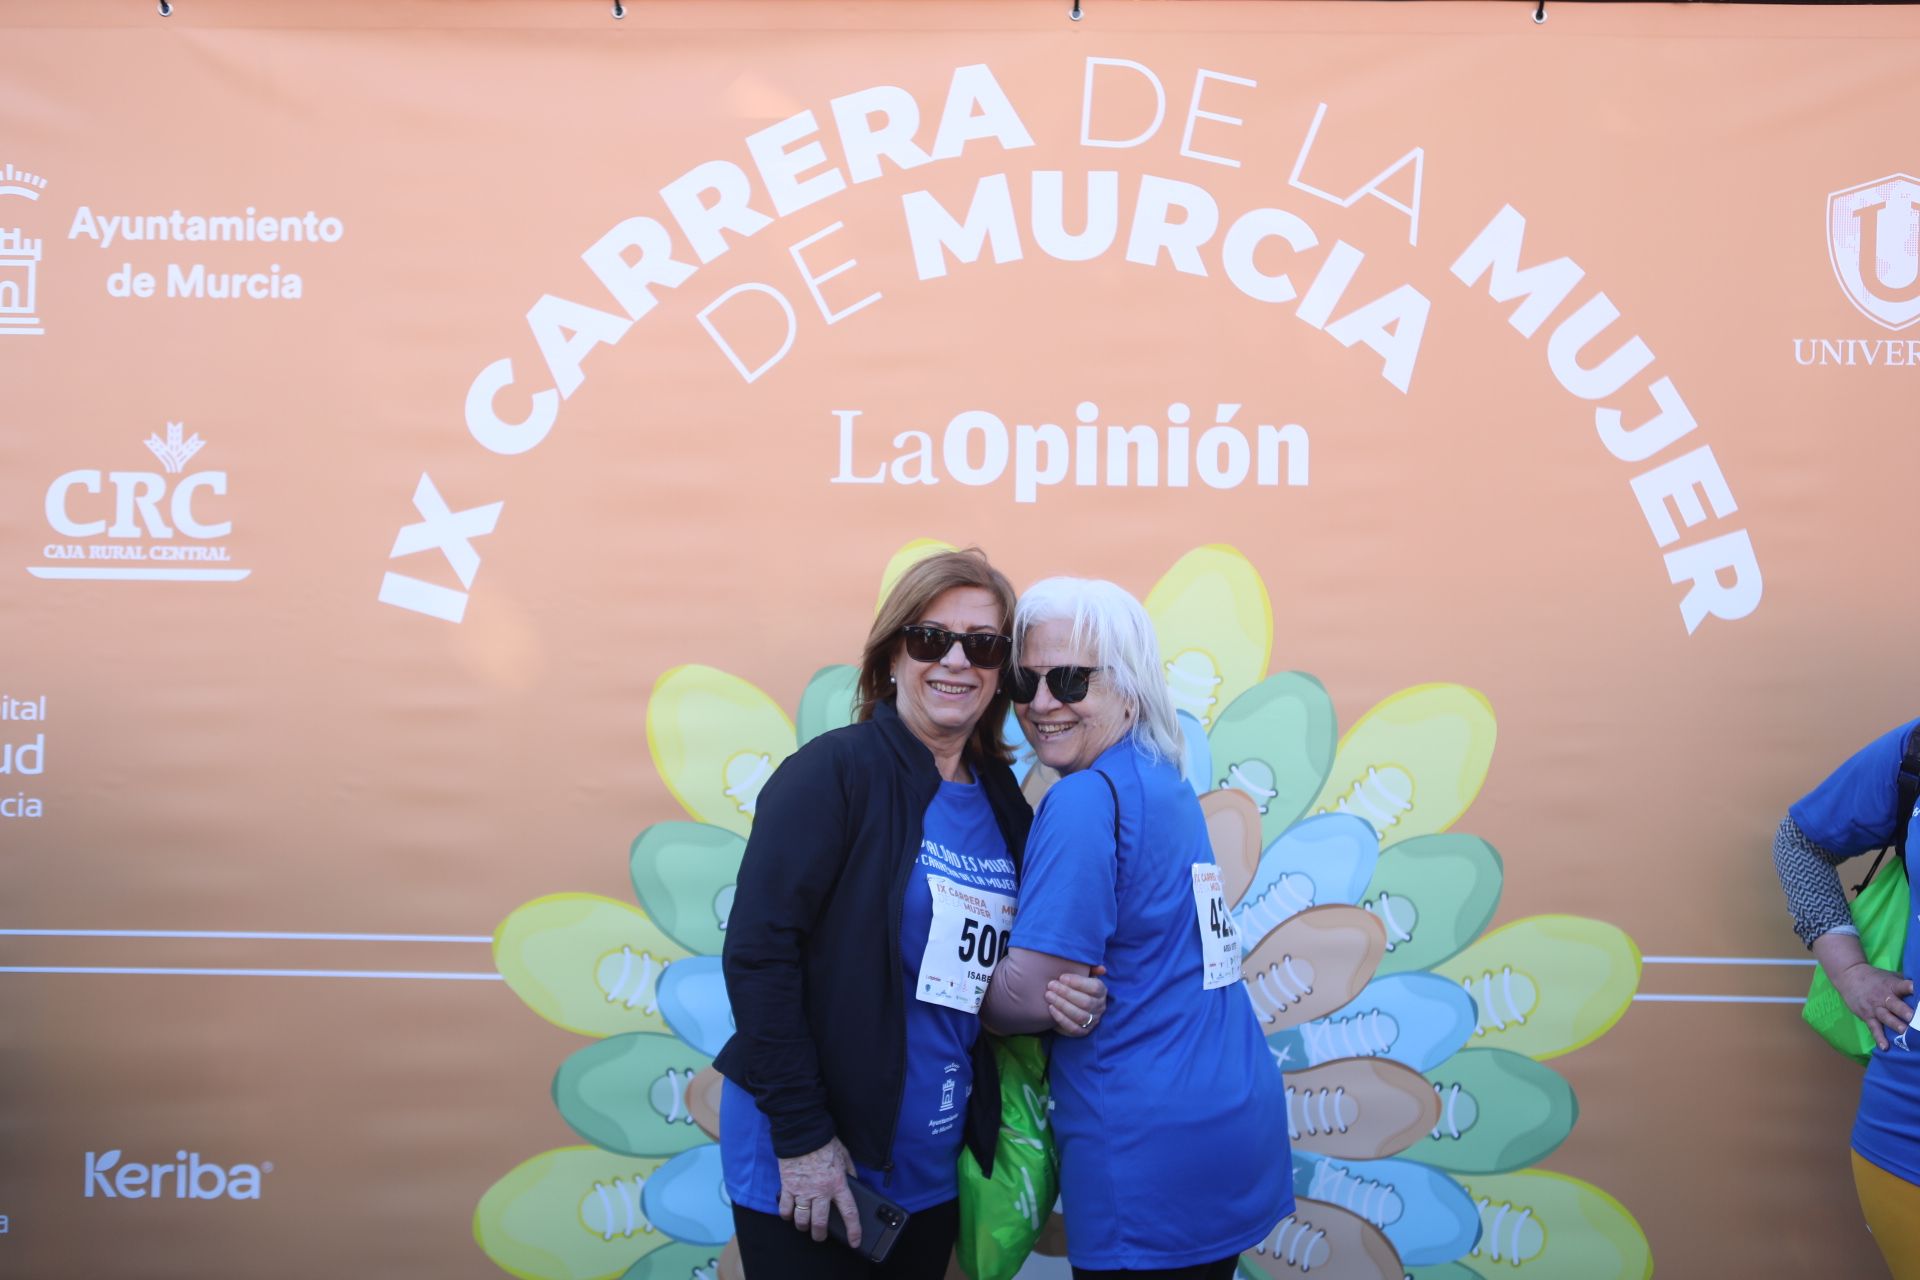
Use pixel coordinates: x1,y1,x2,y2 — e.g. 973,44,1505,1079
981,576,1292,1279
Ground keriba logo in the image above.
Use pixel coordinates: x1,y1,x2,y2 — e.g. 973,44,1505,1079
1828,174,1920,332
83,1149,271,1200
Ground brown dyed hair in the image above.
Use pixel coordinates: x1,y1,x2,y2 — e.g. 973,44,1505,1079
856,548,1017,765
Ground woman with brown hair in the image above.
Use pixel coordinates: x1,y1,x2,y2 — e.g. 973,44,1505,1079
715,548,1107,1279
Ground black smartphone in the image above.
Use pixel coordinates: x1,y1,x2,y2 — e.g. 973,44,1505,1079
826,1176,910,1263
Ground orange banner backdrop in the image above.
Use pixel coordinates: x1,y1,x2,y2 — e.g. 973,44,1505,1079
4,2,1920,1277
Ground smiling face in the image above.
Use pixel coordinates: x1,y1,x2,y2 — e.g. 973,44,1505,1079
1014,616,1133,775
889,586,1006,757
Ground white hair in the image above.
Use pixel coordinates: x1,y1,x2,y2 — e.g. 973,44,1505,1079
1013,576,1185,769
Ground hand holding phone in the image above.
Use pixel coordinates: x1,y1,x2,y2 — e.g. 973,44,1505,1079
827,1176,910,1263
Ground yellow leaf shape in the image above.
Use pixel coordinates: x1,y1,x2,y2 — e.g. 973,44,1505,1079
874,538,959,615
474,1146,671,1280
495,894,691,1038
1310,684,1495,848
1144,545,1273,731
1435,915,1641,1060
647,664,796,836
1456,1170,1651,1279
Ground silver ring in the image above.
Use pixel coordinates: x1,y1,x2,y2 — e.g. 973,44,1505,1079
1081,1013,1094,1029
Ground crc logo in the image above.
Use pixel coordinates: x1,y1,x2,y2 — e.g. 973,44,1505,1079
83,1149,271,1201
1828,174,1920,331
31,424,250,582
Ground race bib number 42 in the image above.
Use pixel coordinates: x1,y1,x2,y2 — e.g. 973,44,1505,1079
918,875,1018,1014
1191,862,1242,990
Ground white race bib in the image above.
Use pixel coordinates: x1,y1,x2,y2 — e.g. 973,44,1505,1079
1192,862,1242,990
917,875,1018,1014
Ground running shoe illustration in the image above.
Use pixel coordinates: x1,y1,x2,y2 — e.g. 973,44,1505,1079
647,664,796,838
1306,685,1496,849
1239,1195,1403,1278
1361,834,1503,976
1290,1154,1481,1267
1408,1049,1577,1175
874,537,957,612
655,955,734,1058
628,823,744,957
1284,1057,1442,1160
1434,916,1640,1060
1203,787,1265,910
474,1147,671,1280
1207,670,1338,844
496,894,690,1038
1145,545,1273,730
1268,972,1478,1073
552,1032,717,1158
1179,710,1214,797
796,664,859,745
640,1145,731,1248
1455,1170,1651,1278
616,1242,722,1280
485,539,1652,1279
1233,813,1381,948
1243,905,1386,1031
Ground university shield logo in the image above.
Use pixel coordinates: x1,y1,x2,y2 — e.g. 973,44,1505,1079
1828,174,1920,331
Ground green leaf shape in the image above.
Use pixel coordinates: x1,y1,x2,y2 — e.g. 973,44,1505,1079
1206,671,1337,845
1363,834,1503,976
629,822,746,956
619,1242,724,1280
1408,1048,1577,1174
797,664,860,746
553,1032,716,1158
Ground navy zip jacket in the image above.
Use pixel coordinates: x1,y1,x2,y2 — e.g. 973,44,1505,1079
714,698,1031,1177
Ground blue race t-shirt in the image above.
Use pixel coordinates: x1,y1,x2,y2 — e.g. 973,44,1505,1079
722,777,1016,1212
1010,734,1293,1269
1790,718,1920,1184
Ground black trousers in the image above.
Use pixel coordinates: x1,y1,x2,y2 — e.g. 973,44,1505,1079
1070,1259,1242,1280
730,1198,959,1280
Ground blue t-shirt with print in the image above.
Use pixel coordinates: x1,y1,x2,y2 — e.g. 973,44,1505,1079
1009,734,1293,1269
1790,717,1920,1184
721,777,1016,1212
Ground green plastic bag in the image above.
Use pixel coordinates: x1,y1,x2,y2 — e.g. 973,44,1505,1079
1805,854,1910,1065
956,1035,1058,1280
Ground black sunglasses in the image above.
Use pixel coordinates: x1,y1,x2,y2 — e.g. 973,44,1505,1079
898,624,1012,669
1007,665,1099,705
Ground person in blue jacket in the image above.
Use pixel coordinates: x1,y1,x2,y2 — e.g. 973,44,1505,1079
1774,718,1920,1277
715,549,1108,1279
982,576,1292,1280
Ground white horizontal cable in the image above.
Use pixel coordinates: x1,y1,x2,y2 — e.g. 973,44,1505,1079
0,929,492,943
0,966,503,981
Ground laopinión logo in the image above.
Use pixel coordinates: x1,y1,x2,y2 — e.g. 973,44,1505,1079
1795,173,1920,367
83,1149,272,1201
29,423,251,583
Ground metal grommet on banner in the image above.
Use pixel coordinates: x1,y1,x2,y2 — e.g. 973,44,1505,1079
157,0,172,14
1532,1,1547,23
1070,0,1082,20
611,0,626,16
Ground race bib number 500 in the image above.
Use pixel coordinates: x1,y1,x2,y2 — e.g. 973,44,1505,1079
1191,862,1242,990
917,876,1018,1014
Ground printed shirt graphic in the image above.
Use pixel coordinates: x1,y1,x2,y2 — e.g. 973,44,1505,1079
1009,735,1293,1269
721,778,1013,1213
1790,717,1920,1183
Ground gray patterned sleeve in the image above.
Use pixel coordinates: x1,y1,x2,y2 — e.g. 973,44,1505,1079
1773,815,1860,949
